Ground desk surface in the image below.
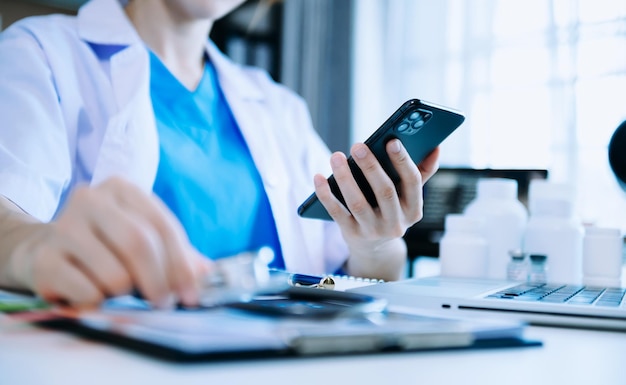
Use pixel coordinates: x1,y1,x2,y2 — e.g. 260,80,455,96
3,257,626,385
1,313,625,385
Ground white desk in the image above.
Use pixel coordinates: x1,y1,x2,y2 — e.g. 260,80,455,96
3,256,626,385
1,312,626,385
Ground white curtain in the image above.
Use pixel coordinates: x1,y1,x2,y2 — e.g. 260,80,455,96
352,0,626,230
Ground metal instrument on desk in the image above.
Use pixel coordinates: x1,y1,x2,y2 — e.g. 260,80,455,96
129,248,342,309
198,247,289,307
194,249,388,318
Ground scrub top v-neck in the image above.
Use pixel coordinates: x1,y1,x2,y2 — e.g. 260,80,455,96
149,52,284,269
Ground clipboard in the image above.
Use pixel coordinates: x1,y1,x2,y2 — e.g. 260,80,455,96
32,287,541,362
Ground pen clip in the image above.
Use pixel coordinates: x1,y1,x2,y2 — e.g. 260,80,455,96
288,274,336,290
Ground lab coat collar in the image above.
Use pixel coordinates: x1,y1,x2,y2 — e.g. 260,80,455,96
78,0,265,101
205,40,265,101
77,0,142,47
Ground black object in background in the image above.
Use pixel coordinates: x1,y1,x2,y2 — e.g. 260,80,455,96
226,286,387,318
210,0,283,82
403,168,548,266
608,120,626,191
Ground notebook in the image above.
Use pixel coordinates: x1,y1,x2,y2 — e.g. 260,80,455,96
350,276,626,331
285,271,385,291
22,286,540,362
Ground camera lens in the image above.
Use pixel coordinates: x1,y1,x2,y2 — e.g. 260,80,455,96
409,111,421,121
412,120,424,129
397,122,410,132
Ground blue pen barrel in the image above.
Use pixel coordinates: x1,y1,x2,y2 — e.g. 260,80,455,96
289,273,324,286
288,273,335,289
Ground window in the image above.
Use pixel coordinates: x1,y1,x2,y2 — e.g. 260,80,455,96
352,0,626,230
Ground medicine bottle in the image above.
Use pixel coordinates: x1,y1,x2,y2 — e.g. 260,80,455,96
527,180,572,217
523,198,583,284
464,178,528,280
439,214,488,279
582,226,623,287
506,250,528,281
527,254,548,283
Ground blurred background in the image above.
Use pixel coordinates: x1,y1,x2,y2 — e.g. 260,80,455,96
1,0,625,262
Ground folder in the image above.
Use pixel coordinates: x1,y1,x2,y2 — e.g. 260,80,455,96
31,287,541,362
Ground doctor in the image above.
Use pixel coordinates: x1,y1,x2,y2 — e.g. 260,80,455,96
0,0,439,308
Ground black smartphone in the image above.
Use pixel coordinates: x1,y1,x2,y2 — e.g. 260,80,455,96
297,99,465,220
225,286,388,318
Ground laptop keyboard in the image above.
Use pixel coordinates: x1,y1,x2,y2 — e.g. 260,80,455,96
486,283,626,307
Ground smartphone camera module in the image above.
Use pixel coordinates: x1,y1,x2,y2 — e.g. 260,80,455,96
396,109,431,135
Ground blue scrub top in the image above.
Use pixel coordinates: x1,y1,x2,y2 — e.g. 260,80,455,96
149,52,284,269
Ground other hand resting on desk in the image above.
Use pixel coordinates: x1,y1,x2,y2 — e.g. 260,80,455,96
0,177,209,309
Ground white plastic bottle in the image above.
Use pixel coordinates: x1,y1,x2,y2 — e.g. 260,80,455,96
527,180,574,222
439,214,488,279
463,178,528,280
523,198,584,284
582,226,623,287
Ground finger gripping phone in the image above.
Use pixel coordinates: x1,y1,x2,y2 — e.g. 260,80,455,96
297,99,465,221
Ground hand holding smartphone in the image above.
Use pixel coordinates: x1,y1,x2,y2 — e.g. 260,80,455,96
297,99,464,221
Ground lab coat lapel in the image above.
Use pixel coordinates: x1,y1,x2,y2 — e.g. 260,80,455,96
79,0,159,191
77,0,138,46
205,41,284,191
93,45,158,192
207,42,313,270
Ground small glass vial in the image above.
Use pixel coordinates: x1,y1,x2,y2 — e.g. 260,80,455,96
528,254,548,283
506,249,528,281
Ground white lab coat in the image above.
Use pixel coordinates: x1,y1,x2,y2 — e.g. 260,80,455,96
0,0,349,274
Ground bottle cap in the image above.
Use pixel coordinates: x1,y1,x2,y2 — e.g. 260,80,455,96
529,254,547,263
509,249,526,260
531,198,573,217
584,226,622,238
528,180,572,212
476,178,518,200
444,214,484,234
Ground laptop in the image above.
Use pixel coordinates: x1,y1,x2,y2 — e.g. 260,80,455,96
350,276,626,331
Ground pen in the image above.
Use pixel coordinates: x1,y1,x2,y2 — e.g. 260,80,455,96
288,273,336,290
